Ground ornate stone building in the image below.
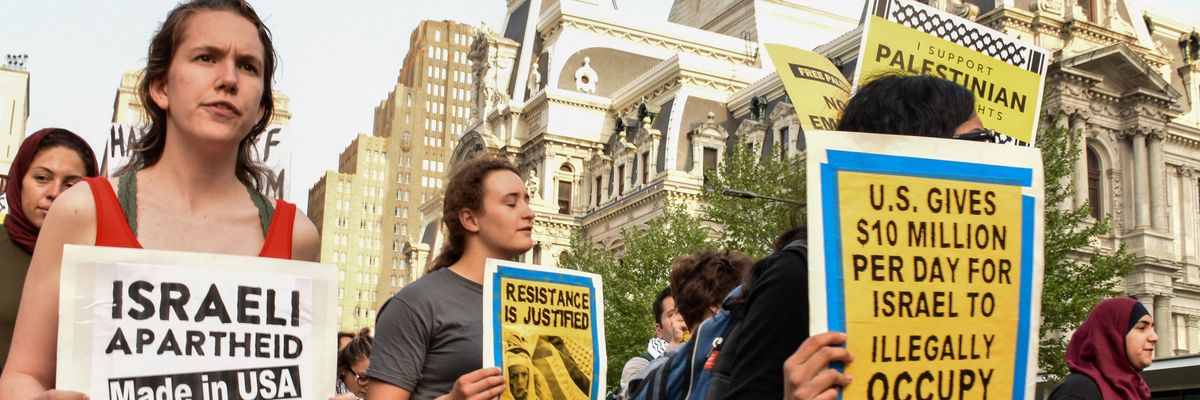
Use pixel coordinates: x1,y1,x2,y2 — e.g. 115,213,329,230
414,0,857,272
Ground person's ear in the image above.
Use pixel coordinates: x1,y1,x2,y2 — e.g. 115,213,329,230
149,77,170,111
460,208,480,233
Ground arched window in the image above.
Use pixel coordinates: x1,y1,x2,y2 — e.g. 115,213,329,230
1087,147,1102,219
560,163,574,173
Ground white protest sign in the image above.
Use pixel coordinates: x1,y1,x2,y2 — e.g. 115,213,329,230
57,245,337,400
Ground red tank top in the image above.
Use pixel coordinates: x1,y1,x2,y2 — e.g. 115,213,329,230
84,177,295,259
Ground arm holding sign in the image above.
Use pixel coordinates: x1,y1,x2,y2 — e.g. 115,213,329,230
0,184,97,399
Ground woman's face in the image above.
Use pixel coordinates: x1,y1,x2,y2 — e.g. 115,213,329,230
342,357,369,398
150,10,265,148
470,170,536,259
1125,314,1158,370
20,146,88,228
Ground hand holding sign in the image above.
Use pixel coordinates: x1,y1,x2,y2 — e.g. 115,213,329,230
784,332,854,400
436,367,507,400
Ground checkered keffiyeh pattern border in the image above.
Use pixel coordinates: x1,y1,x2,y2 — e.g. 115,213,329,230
884,0,1035,69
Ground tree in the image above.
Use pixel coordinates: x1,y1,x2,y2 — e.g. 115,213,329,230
558,201,710,391
700,136,807,259
1036,119,1135,381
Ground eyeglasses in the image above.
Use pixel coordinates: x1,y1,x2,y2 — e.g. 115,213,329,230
955,128,1030,146
349,369,370,386
955,128,998,142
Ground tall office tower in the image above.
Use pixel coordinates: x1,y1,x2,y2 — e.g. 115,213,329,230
373,20,478,310
307,133,389,331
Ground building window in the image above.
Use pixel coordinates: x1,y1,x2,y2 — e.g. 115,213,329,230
779,127,790,161
532,245,542,265
703,147,719,183
1077,0,1095,22
594,176,602,206
1087,147,1102,220
558,180,572,214
641,153,650,184
618,165,626,195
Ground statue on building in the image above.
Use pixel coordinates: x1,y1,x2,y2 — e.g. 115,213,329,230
528,60,542,95
575,57,598,94
526,168,541,200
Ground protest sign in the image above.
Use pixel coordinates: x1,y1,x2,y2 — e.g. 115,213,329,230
483,258,605,400
806,130,1044,399
57,245,338,400
855,0,1049,144
764,43,851,131
104,123,292,200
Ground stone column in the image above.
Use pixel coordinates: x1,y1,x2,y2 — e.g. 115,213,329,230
1187,315,1200,353
1131,131,1151,227
1071,113,1090,210
1183,168,1199,263
1148,131,1167,230
1054,113,1072,210
1153,294,1174,358
1134,293,1155,314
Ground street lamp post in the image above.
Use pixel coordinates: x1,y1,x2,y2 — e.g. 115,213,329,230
720,188,805,206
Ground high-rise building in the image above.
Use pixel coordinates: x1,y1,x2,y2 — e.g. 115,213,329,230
0,56,31,216
308,20,478,329
106,70,294,200
308,133,389,331
373,20,478,310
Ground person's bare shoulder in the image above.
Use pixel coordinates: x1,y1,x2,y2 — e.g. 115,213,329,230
40,180,100,246
291,208,320,262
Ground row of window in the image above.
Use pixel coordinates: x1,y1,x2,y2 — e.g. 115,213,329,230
427,81,446,98
427,65,448,80
426,99,445,114
424,118,444,133
422,175,444,189
423,159,445,172
424,136,445,148
591,147,719,208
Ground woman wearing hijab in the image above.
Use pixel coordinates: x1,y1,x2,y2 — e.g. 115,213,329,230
0,128,98,370
1049,297,1158,400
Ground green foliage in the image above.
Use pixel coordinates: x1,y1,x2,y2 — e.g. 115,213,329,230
558,201,710,391
700,136,807,259
1036,120,1135,382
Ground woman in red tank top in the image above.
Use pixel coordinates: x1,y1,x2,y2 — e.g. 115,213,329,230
0,2,320,397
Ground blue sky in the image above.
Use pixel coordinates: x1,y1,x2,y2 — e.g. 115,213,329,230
0,0,1192,211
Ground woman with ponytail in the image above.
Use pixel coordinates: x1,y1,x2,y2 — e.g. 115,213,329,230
368,156,535,400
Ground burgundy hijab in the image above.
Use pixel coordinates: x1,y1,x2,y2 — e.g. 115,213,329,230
4,128,99,253
1066,297,1152,400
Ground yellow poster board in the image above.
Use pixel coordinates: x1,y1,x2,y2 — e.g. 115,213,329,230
765,43,851,131
855,0,1049,143
483,259,606,400
806,131,1044,399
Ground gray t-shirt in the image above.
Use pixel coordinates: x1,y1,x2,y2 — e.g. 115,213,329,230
368,268,483,400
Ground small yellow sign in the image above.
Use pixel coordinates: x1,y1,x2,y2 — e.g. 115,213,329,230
766,43,851,131
855,0,1048,143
